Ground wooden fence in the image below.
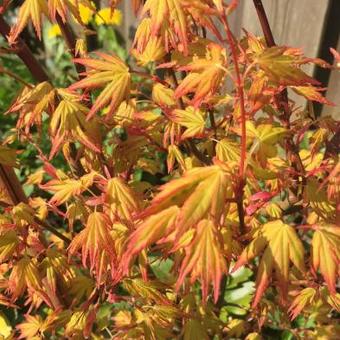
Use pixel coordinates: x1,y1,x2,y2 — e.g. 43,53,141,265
118,0,340,119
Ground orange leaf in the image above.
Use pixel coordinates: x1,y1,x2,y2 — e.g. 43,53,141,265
122,206,179,273
49,90,101,157
140,164,232,239
233,220,305,307
288,288,316,320
312,224,340,294
105,177,141,222
292,86,334,105
70,52,130,119
175,43,226,106
9,0,49,43
176,219,227,303
68,212,116,281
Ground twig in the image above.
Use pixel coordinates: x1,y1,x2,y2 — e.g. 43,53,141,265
0,67,33,87
34,217,71,245
55,15,86,77
252,0,306,181
220,14,246,234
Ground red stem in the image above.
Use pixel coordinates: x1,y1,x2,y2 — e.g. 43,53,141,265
221,14,247,234
221,17,247,181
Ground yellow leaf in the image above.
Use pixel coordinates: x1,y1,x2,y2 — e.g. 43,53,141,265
167,144,186,172
41,178,83,206
70,52,130,119
312,224,340,294
114,100,135,127
0,231,19,263
68,212,116,281
299,149,323,172
234,220,305,307
216,138,240,163
170,106,205,139
9,0,49,43
142,0,188,53
9,256,42,300
140,164,232,238
49,93,101,157
288,287,316,320
177,219,227,303
123,206,179,271
123,278,170,304
7,82,55,133
17,314,44,340
305,179,336,220
132,37,166,65
175,43,226,106
255,46,317,86
152,83,176,107
246,122,286,167
0,312,12,338
25,169,44,186
105,177,140,222
292,86,333,105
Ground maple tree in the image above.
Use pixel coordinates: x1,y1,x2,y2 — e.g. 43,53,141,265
0,0,339,338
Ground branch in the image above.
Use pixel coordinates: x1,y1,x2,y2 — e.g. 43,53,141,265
55,15,86,77
220,14,246,234
252,0,306,181
0,15,49,82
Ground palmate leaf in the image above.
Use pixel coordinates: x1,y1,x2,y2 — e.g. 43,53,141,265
288,287,316,320
8,256,42,300
41,171,97,206
123,163,232,301
141,0,188,53
177,219,227,303
123,206,180,271
8,0,49,44
169,106,205,139
17,314,45,339
233,220,305,307
68,212,116,282
48,0,95,24
175,43,226,106
255,46,318,86
292,86,334,105
139,163,232,238
311,224,340,294
70,52,131,119
49,90,101,158
6,81,56,133
105,177,141,222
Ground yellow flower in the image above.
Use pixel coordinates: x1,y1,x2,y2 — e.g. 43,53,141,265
48,24,62,38
79,3,95,24
95,8,122,26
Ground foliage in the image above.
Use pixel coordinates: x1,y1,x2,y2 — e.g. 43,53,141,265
0,0,339,339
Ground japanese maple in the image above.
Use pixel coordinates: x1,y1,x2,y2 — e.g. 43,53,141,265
0,0,339,338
